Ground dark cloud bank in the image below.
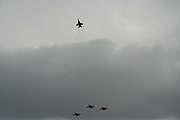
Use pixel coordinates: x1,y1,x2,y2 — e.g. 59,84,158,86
0,40,180,120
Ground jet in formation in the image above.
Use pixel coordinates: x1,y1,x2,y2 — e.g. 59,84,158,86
100,107,108,111
73,112,81,116
86,104,95,109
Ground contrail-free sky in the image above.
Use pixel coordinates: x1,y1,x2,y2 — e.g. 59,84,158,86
0,0,180,120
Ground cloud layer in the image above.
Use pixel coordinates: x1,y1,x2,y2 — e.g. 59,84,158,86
1,0,180,49
0,39,180,120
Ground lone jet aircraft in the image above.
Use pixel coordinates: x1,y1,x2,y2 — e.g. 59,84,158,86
100,107,108,111
73,112,81,116
86,104,95,109
76,19,83,28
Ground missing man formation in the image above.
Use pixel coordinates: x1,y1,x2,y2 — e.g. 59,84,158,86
74,20,108,117
73,104,108,117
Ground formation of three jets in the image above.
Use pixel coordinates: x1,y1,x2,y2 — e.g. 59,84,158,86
73,104,108,116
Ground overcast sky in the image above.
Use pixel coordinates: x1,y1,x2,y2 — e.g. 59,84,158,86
0,0,180,120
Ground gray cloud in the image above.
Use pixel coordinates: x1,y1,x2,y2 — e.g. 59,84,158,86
1,0,180,49
0,39,180,120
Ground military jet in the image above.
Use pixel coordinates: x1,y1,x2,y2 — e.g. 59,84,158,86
76,19,83,28
73,112,81,116
86,104,95,109
100,107,108,111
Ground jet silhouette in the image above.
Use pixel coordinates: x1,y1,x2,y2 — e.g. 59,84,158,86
100,107,108,111
86,104,95,109
73,112,81,116
76,19,83,28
